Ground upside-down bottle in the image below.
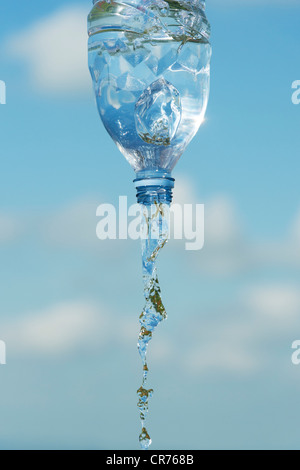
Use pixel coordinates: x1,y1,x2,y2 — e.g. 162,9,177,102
88,0,211,450
88,0,211,203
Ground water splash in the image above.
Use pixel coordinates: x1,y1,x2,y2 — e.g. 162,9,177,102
89,0,211,43
137,202,169,450
135,78,182,146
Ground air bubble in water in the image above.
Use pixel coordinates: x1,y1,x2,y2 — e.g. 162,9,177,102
134,78,182,146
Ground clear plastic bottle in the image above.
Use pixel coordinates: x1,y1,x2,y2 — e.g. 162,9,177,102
88,1,212,450
88,0,211,202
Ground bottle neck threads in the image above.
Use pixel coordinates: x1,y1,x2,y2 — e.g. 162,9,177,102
134,171,175,205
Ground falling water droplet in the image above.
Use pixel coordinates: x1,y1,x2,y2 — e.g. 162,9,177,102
134,78,182,146
139,427,152,450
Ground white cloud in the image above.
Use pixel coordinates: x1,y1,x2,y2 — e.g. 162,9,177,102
3,301,108,355
290,208,300,246
1,300,145,357
7,6,90,93
244,285,300,321
186,342,258,374
173,175,199,206
174,282,300,376
177,312,261,375
205,196,241,246
5,0,297,95
40,197,132,257
149,336,175,364
42,198,99,248
0,213,21,244
171,179,300,276
172,176,241,250
172,177,246,274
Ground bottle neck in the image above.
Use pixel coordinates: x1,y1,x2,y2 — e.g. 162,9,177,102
134,170,175,205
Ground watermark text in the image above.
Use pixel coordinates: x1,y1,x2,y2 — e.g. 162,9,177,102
292,80,300,105
291,340,300,365
0,80,6,105
96,197,204,251
0,340,6,365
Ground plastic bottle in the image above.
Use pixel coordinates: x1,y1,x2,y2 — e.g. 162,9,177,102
88,0,211,203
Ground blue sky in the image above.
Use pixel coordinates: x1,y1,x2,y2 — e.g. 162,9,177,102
0,0,300,450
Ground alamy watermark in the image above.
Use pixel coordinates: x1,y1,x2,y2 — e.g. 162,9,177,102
291,340,300,366
0,340,6,365
291,80,300,105
0,80,6,105
96,196,204,251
